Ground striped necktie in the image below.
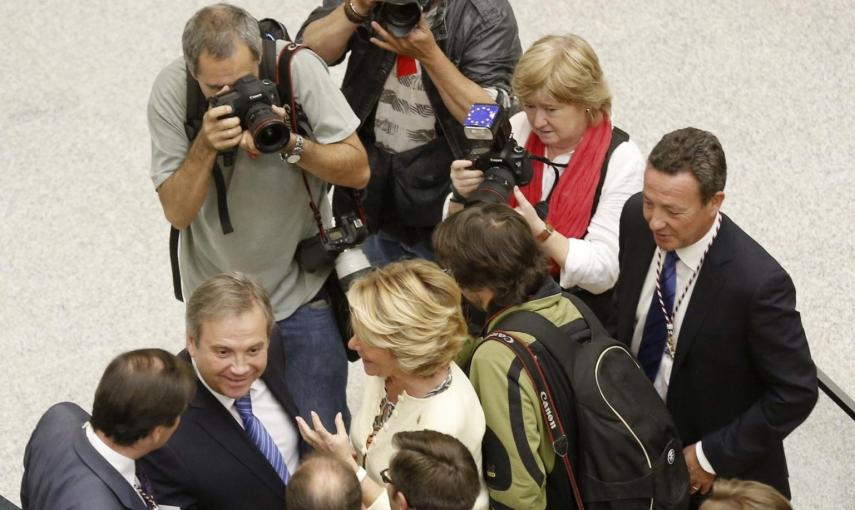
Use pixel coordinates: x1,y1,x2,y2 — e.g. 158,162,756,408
234,394,291,484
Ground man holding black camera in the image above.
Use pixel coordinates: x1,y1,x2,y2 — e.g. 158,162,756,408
299,0,521,264
147,3,369,431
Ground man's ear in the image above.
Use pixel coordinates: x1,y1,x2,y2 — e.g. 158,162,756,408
709,190,725,212
393,490,410,510
186,334,196,357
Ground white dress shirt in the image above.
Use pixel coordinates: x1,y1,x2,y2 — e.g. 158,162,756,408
192,360,300,474
85,422,150,506
629,213,721,474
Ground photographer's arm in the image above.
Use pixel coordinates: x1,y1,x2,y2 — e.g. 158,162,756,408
369,20,492,123
289,130,370,188
157,105,241,229
300,0,377,64
447,159,483,215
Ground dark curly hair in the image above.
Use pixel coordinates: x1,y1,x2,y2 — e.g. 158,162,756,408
433,203,548,307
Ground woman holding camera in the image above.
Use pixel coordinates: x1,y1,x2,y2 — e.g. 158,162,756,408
296,259,489,510
449,34,644,322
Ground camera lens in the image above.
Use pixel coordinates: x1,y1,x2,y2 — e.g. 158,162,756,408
378,2,422,37
468,165,516,205
246,104,290,153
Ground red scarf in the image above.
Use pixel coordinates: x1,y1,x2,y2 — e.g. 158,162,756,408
510,116,614,274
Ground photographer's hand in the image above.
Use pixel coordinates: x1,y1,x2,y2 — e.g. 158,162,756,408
369,17,440,62
513,186,545,235
450,160,484,197
200,86,244,153
514,186,569,267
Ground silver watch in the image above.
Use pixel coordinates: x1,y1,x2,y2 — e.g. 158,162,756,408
283,135,304,164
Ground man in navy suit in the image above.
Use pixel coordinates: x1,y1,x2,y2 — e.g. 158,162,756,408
141,272,303,509
22,348,196,509
611,127,817,504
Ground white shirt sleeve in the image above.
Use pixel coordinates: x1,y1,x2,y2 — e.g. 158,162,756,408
695,441,717,475
559,140,644,293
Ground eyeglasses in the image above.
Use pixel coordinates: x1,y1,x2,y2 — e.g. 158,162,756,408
381,469,416,509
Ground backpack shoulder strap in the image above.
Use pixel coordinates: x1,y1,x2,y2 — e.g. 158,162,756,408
260,38,278,82
589,126,630,219
184,67,207,142
169,226,183,302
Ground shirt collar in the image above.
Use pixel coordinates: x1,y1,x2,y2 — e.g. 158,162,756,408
673,212,722,269
84,421,137,487
191,358,263,410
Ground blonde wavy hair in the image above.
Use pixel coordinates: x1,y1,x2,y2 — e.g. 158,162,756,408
512,34,612,125
346,259,468,377
700,479,792,510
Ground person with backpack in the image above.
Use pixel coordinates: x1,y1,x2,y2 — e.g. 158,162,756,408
612,127,817,505
147,3,369,433
448,34,644,325
433,203,689,510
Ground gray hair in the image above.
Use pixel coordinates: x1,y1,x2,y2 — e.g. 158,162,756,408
182,3,262,77
186,272,274,344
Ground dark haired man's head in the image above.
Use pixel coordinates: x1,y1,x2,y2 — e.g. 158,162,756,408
643,127,727,251
90,348,195,452
648,127,726,203
286,454,361,510
386,430,480,510
433,203,549,309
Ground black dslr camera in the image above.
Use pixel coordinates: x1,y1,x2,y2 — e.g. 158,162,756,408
463,101,532,204
208,75,290,153
296,213,373,290
375,0,432,37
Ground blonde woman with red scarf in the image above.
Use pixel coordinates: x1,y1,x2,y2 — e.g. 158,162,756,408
448,34,644,323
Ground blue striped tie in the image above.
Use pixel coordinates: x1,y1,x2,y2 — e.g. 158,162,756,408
234,394,291,484
638,250,678,380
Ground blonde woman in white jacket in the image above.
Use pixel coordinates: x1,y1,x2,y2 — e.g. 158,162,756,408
297,259,488,510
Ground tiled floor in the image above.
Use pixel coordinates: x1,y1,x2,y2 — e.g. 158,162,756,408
2,0,853,507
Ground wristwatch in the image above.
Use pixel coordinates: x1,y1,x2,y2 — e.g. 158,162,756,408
535,221,554,242
283,135,304,164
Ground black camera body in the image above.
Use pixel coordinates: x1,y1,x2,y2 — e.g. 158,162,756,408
208,75,290,153
463,102,533,204
375,0,432,37
322,213,369,255
296,213,372,289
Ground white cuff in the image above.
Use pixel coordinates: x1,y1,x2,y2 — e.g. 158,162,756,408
695,441,717,475
356,466,368,483
441,192,453,220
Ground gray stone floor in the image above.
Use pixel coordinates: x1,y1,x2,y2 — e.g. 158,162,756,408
1,0,853,507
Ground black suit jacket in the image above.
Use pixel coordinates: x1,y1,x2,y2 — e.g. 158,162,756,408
140,332,300,510
21,402,148,510
612,193,817,498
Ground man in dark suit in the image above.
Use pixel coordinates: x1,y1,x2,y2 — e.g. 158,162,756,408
612,127,817,503
141,272,303,509
21,349,196,509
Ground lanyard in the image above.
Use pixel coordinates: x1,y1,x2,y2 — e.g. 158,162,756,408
654,215,721,358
